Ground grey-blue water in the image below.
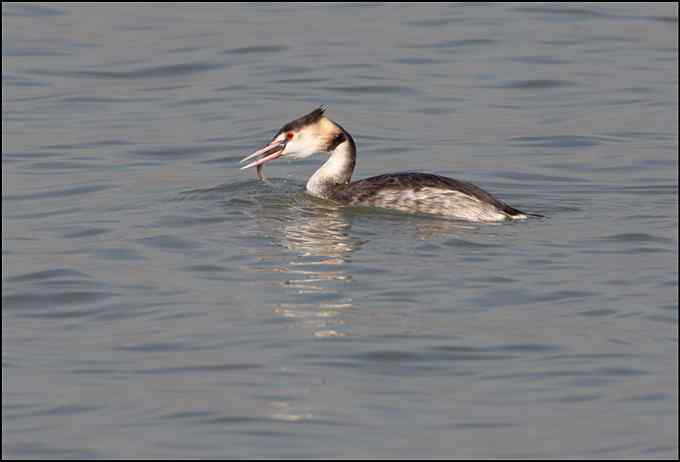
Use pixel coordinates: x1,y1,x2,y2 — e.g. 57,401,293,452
2,3,678,459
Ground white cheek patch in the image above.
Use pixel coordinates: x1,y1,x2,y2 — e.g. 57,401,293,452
286,133,325,159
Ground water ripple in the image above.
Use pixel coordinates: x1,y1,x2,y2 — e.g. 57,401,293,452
132,363,262,375
224,45,289,55
3,184,113,201
33,62,227,80
598,233,673,244
326,85,417,95
509,135,604,148
3,291,117,313
513,5,610,20
407,38,499,50
499,79,576,90
6,268,90,283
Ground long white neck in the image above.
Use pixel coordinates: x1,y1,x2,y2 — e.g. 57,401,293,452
306,127,356,199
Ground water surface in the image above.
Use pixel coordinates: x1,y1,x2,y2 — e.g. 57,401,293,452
2,3,678,459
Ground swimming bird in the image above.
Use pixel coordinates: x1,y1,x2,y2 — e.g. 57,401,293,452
241,106,539,222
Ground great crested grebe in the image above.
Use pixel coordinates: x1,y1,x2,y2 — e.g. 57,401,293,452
240,106,539,222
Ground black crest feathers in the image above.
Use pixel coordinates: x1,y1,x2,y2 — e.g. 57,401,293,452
279,105,327,134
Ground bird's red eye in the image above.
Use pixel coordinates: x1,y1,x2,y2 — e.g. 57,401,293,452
286,132,294,140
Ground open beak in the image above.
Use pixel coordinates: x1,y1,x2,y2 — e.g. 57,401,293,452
240,140,286,170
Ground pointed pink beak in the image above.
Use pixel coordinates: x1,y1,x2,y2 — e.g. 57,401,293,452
240,140,286,170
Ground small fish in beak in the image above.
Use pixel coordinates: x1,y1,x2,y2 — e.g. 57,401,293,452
240,139,288,181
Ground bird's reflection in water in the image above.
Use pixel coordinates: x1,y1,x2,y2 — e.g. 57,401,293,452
413,216,481,240
242,182,493,337
253,193,362,338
